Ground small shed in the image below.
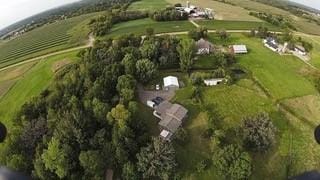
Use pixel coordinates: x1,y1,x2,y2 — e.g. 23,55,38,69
163,76,179,90
196,38,213,54
204,78,224,86
232,45,248,54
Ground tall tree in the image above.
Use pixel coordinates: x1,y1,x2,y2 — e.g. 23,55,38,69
135,59,158,84
177,39,195,73
213,144,252,180
137,137,177,179
242,112,277,152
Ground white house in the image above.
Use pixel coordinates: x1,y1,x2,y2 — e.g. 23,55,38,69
163,76,179,90
232,45,248,54
263,38,280,52
295,45,307,56
204,78,224,86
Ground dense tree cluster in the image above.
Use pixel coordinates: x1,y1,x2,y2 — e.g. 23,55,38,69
242,112,277,152
212,144,252,180
188,26,209,41
249,12,296,30
90,10,148,36
150,8,189,21
0,34,181,179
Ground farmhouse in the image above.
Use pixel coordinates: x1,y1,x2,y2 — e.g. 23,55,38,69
163,76,179,90
196,38,214,54
154,101,188,141
295,45,307,56
204,78,224,86
231,45,248,54
263,38,280,52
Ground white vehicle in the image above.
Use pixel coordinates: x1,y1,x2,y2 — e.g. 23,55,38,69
156,84,160,90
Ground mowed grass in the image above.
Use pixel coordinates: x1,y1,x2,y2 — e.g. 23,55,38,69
0,51,79,129
197,20,281,31
106,18,195,38
0,13,98,68
128,0,169,11
223,0,320,35
166,0,261,21
0,62,37,98
213,34,317,100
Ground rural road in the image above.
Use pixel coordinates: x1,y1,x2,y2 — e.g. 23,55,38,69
0,34,95,72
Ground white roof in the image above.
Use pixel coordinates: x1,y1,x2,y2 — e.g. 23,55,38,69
204,78,224,83
160,130,170,138
233,45,247,52
163,76,179,87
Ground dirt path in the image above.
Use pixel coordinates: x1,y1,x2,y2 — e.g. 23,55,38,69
0,34,95,72
189,19,200,28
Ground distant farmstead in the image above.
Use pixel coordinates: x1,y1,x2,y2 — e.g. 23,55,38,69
231,45,248,54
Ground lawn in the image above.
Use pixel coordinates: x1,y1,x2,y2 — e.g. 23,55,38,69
166,0,261,21
128,0,169,11
0,51,79,129
196,20,281,31
0,61,37,98
213,34,317,100
0,12,98,68
106,18,195,38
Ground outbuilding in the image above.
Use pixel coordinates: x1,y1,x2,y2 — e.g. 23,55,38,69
204,78,224,86
295,45,307,56
163,76,179,90
232,45,248,54
196,38,213,54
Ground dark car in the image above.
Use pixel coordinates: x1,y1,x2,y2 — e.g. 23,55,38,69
152,97,164,105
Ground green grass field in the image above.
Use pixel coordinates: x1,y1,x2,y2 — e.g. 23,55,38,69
222,0,320,35
0,13,98,68
128,0,169,11
197,20,281,31
0,51,79,129
106,18,195,38
209,34,317,100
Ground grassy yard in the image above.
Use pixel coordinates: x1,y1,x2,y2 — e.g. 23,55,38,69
211,33,317,100
0,13,98,68
166,0,260,21
196,20,281,31
106,18,195,38
0,51,79,129
128,0,169,11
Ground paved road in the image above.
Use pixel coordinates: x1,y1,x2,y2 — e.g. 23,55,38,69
0,34,95,72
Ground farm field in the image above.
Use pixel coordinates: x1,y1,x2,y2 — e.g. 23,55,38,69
0,12,98,69
166,0,261,21
222,0,320,35
196,20,281,31
0,61,37,99
0,51,79,129
163,33,320,179
209,33,317,100
128,0,169,11
107,18,195,38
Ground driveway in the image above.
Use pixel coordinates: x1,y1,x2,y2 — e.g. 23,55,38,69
138,85,176,105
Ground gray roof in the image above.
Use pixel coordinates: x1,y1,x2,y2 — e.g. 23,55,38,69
156,101,188,133
196,38,212,50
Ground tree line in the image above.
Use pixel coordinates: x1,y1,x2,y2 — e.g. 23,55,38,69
150,7,189,21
